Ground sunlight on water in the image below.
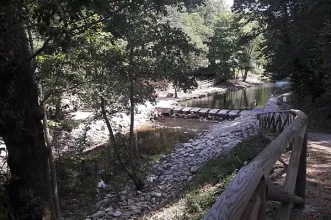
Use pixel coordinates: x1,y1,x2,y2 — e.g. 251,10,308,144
183,83,290,110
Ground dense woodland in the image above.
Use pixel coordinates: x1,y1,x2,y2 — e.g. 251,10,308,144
0,0,331,219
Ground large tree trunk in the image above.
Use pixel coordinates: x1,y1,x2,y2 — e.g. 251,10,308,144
0,4,55,219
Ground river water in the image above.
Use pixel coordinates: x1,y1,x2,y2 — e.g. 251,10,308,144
182,82,290,110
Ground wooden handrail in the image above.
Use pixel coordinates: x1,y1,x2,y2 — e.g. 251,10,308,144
198,77,222,89
204,109,308,220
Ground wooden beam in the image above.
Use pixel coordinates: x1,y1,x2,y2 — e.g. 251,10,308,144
295,126,308,209
277,124,307,220
266,181,304,205
257,178,267,220
240,177,266,220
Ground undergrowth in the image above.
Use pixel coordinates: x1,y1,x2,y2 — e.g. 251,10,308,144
175,134,271,220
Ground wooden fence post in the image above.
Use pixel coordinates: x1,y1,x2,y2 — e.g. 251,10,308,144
295,125,308,208
277,124,306,220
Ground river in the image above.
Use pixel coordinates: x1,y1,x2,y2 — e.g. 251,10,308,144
182,81,290,110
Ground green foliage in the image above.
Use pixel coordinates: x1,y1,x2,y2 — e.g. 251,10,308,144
206,11,264,80
206,12,238,79
182,13,214,50
180,135,270,219
234,0,331,100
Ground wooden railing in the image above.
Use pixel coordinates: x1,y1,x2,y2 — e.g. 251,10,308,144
198,77,222,89
204,110,308,220
257,111,297,134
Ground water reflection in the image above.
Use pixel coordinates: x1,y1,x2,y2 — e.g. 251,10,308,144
183,83,290,110
156,117,215,130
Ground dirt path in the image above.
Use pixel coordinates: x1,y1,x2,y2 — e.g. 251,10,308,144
291,133,331,219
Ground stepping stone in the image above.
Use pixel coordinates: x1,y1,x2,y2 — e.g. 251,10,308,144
217,109,231,119
189,108,202,114
182,107,193,113
198,108,210,115
208,109,220,116
173,107,184,113
156,107,172,115
228,110,241,119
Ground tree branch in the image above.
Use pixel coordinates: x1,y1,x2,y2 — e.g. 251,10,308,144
41,80,93,104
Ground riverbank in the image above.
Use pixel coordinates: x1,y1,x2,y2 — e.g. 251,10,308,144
55,76,263,153
156,75,262,103
82,86,284,219
85,110,260,219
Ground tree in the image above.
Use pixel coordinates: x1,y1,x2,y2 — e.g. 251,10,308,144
207,12,238,81
234,0,331,101
1,0,205,217
0,3,55,219
102,7,199,189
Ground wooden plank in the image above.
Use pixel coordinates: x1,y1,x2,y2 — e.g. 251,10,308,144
266,181,304,204
173,106,184,113
198,108,211,114
208,109,220,116
257,178,267,220
240,177,266,220
190,108,202,113
295,127,308,208
182,107,193,113
277,124,307,220
204,110,308,220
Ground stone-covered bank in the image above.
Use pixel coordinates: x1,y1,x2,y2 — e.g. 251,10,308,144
85,111,260,220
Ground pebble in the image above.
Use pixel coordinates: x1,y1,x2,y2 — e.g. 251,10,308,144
89,111,261,219
190,166,199,173
151,192,162,198
90,210,106,218
105,206,113,213
112,210,122,217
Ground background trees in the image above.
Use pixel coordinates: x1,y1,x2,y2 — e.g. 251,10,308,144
234,0,331,100
0,0,203,219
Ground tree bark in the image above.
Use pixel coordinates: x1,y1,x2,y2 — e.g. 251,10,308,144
54,97,62,121
243,68,249,82
0,3,55,219
129,72,135,163
174,84,178,98
100,96,117,162
100,96,143,190
40,85,61,219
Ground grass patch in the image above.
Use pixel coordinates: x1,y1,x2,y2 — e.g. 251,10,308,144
177,135,270,220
